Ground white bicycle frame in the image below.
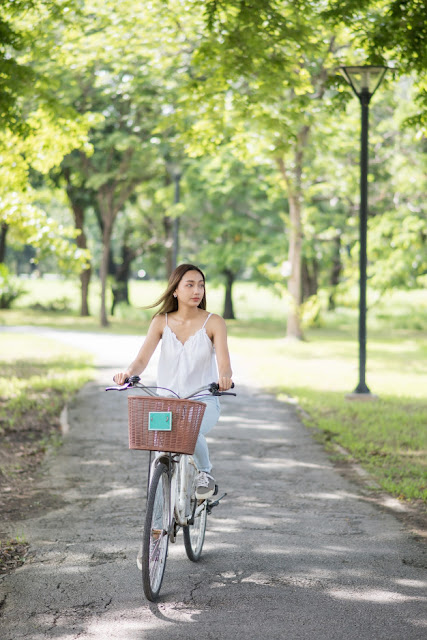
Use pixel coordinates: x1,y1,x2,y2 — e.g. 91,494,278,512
150,453,200,534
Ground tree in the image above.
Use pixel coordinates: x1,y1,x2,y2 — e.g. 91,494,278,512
43,0,170,325
179,1,353,337
0,1,92,274
181,150,286,318
0,119,91,274
0,0,79,133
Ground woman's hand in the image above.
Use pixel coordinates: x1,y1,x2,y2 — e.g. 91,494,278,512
218,375,233,391
113,372,129,385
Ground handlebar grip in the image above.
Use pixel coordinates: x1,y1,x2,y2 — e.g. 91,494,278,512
208,381,235,394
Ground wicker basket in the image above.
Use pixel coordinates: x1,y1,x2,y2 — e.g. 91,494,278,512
128,395,206,454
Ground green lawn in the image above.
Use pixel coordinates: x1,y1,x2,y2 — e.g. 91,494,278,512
0,333,94,442
1,276,426,502
229,331,427,501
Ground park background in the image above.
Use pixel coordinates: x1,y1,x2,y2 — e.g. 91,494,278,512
0,0,426,568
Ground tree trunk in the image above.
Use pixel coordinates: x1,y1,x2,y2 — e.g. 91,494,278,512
223,269,236,319
111,241,135,315
163,215,173,278
0,223,8,263
74,207,91,317
302,257,318,302
287,191,304,339
64,172,92,316
328,235,342,310
277,125,310,340
100,222,113,327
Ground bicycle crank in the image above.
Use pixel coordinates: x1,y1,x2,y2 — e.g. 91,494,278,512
207,492,227,514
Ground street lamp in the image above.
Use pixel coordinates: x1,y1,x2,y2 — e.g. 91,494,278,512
340,65,387,395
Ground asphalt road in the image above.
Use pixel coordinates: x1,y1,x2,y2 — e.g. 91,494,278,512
0,328,426,639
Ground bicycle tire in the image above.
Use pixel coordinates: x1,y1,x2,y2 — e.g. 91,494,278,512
142,462,170,601
183,465,207,562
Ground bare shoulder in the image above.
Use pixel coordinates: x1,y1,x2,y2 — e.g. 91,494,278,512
149,314,166,336
208,313,226,327
207,313,227,336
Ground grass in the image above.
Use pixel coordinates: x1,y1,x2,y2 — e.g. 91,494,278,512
2,277,289,334
229,329,427,502
1,275,426,503
289,391,427,500
0,333,95,458
0,536,29,575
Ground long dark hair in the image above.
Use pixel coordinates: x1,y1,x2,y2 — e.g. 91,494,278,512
150,264,207,315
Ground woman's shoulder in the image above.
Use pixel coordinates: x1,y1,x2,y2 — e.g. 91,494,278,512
150,313,167,333
206,312,226,329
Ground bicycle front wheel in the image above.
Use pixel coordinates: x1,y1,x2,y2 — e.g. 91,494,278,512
142,462,170,601
183,466,207,562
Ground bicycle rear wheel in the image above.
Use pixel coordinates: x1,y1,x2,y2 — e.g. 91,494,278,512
183,466,207,562
142,462,170,601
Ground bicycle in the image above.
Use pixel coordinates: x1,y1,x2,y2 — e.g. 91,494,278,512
106,375,235,601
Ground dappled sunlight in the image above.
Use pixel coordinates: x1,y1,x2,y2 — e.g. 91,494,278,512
97,487,140,499
218,415,290,432
80,459,114,466
327,588,427,604
299,491,353,501
394,579,427,589
242,456,330,471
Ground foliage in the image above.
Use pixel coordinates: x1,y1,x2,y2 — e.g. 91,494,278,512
0,0,94,271
0,0,80,133
1,0,425,331
180,149,287,303
322,0,427,130
0,264,26,309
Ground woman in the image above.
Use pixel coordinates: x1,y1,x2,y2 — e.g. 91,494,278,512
113,263,233,499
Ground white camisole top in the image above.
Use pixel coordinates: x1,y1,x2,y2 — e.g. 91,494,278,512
157,313,218,398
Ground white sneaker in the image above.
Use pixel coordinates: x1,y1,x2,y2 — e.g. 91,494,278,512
195,471,215,500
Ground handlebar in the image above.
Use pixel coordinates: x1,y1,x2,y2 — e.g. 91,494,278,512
105,377,236,398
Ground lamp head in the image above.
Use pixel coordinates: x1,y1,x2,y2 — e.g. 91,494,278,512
340,65,388,102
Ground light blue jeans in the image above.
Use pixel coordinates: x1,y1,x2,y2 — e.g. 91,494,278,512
192,396,220,473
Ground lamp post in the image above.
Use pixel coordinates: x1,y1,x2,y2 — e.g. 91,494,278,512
172,169,181,271
340,65,387,395
166,161,182,272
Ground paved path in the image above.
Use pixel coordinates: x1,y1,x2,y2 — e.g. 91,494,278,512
0,329,426,639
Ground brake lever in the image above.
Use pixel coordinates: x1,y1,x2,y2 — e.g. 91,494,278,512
105,382,132,391
106,374,141,392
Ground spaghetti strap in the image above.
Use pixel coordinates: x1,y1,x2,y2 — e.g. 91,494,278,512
165,313,168,325
202,313,212,329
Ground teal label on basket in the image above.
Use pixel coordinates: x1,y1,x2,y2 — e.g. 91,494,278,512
148,411,172,431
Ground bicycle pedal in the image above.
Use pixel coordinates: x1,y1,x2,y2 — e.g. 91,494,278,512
207,492,227,514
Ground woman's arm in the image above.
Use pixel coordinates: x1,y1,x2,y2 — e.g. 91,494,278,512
113,315,164,384
210,314,233,391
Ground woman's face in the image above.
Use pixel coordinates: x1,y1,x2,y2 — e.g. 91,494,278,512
175,270,205,306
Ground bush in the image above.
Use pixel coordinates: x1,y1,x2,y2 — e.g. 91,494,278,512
0,266,27,309
29,296,72,313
